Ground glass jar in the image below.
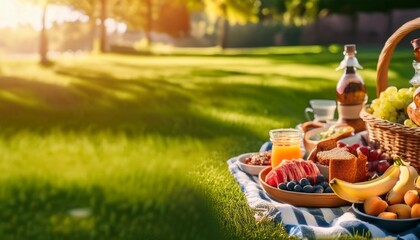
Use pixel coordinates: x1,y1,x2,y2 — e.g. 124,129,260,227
269,128,303,169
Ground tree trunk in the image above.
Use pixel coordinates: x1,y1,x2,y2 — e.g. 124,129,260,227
89,0,98,52
39,3,49,65
217,17,228,49
100,0,107,52
145,0,152,47
217,3,228,49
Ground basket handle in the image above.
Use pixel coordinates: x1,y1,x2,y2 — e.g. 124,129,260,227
376,17,420,96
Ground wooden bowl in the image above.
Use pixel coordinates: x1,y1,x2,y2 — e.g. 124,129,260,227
259,167,350,207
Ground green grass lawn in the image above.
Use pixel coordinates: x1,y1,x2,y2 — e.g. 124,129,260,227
0,45,415,239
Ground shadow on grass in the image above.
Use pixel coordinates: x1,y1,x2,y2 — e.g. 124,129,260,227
0,74,253,139
1,55,414,134
0,178,225,240
0,68,312,143
0,50,414,142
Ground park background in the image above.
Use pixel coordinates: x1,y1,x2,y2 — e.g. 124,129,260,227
2,0,420,57
0,0,420,239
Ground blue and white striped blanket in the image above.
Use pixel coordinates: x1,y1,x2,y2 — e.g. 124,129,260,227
227,156,420,240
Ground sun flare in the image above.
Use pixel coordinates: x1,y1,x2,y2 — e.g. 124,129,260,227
0,0,89,30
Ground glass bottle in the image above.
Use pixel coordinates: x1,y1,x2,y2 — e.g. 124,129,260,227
335,44,367,132
269,128,303,169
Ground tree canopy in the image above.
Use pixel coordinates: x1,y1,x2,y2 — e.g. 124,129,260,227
14,0,420,58
318,0,420,14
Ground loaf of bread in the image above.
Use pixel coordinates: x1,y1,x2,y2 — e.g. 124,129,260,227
414,87,420,107
407,101,420,126
317,147,358,182
308,138,367,182
408,87,420,126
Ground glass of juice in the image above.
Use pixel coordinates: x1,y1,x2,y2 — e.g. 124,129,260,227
269,128,303,169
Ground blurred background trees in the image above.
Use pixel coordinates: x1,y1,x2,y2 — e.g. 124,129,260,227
1,0,419,63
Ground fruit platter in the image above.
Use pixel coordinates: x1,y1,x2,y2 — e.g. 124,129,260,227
254,135,420,229
259,164,349,207
314,141,420,232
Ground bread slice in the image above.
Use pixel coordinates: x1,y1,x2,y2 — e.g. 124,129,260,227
316,138,338,151
317,147,357,182
307,138,337,162
355,150,368,182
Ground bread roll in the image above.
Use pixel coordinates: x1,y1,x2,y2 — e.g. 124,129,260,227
414,87,420,107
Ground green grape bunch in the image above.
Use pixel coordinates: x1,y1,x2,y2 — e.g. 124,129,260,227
365,86,418,127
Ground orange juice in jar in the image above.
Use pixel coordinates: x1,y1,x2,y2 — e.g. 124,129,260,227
269,128,303,169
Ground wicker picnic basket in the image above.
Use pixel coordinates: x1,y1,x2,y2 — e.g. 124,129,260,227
360,17,420,171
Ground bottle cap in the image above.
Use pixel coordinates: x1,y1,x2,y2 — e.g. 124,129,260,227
336,44,363,70
344,44,356,55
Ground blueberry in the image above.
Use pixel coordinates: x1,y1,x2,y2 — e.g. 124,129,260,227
278,183,287,190
316,174,325,184
319,181,329,189
324,186,333,193
294,185,302,192
314,185,324,193
302,185,314,193
286,181,296,191
299,178,311,187
307,176,315,185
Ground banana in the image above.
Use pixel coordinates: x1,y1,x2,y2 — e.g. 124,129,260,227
386,158,419,204
415,176,420,189
329,165,400,203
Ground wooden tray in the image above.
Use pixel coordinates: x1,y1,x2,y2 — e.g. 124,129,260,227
259,167,350,207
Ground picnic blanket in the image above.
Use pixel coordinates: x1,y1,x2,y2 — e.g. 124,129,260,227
227,156,420,239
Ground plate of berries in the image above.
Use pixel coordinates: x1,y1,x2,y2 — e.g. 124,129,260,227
259,160,350,207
